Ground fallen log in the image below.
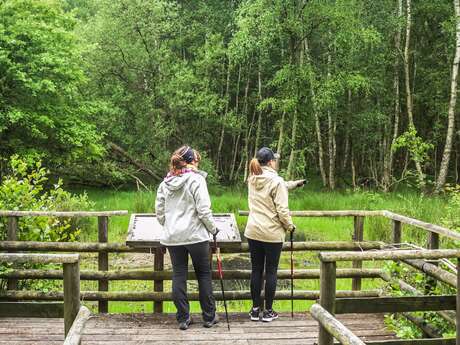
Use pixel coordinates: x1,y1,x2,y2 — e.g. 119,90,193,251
108,141,163,181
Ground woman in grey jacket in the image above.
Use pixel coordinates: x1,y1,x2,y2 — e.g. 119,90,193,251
155,146,219,330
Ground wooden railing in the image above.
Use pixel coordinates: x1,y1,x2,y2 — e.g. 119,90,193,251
1,208,459,324
0,241,382,305
312,249,460,345
1,210,128,313
63,305,91,345
0,253,81,336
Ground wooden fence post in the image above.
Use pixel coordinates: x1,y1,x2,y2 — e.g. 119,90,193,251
352,216,364,290
428,232,440,250
63,261,80,337
154,247,164,313
318,260,336,345
392,220,402,244
7,216,18,290
98,216,108,313
426,231,440,294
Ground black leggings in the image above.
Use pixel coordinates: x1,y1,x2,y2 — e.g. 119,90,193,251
167,241,216,322
247,238,283,310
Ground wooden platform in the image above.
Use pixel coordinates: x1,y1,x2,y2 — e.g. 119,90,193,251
0,313,396,345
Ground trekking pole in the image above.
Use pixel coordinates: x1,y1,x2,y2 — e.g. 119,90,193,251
290,230,294,318
214,234,230,331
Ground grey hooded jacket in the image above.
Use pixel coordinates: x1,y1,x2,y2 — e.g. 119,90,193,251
155,170,218,246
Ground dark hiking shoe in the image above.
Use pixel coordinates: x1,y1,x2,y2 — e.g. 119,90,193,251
179,317,192,330
249,307,260,321
203,314,219,328
262,309,279,322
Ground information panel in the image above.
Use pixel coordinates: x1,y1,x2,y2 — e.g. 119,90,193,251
126,213,241,248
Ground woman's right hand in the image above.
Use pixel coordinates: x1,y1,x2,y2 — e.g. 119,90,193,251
296,179,307,187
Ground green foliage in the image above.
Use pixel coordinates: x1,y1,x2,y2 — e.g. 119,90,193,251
0,156,94,242
384,313,423,339
0,0,104,174
441,184,460,231
383,261,456,338
393,127,434,166
3,0,460,189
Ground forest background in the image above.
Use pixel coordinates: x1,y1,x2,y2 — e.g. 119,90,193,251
3,0,460,194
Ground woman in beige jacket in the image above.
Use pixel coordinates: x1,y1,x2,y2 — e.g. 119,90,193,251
245,147,304,322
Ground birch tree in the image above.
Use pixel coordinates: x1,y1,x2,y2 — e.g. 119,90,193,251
403,0,426,186
435,0,460,192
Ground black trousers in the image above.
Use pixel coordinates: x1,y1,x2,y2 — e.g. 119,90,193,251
247,238,283,310
167,240,216,322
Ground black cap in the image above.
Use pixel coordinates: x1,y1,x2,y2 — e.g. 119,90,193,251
256,147,276,164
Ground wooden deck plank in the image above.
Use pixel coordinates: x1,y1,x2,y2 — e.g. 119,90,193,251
0,343,63,345
85,314,384,328
0,312,396,345
83,342,251,345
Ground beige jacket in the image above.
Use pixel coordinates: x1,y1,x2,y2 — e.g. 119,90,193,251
244,166,295,243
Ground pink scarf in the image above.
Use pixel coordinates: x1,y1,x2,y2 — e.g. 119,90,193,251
164,165,197,181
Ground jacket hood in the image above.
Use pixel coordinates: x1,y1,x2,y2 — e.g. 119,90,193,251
163,169,208,191
164,173,192,191
248,166,278,190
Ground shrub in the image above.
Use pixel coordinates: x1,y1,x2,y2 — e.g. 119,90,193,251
0,156,94,290
383,261,456,338
0,155,94,242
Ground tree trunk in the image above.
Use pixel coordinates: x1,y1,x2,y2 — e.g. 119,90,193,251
286,40,305,180
456,150,459,183
384,0,403,192
286,109,298,180
275,110,286,171
108,142,162,181
253,66,263,157
235,65,241,115
405,0,415,127
435,0,460,192
328,110,336,190
305,38,328,187
243,108,257,182
315,113,328,187
455,151,458,184
342,134,349,171
351,148,357,190
229,66,242,182
327,52,336,190
239,68,251,182
216,57,232,176
404,0,425,186
401,150,410,180
342,90,351,171
229,133,241,182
